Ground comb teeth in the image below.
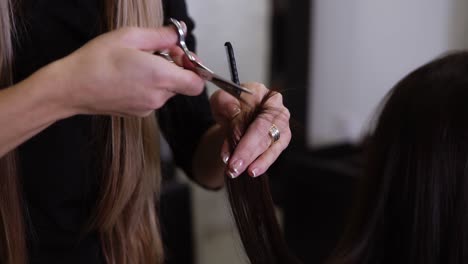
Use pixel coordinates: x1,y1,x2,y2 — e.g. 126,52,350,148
225,42,241,88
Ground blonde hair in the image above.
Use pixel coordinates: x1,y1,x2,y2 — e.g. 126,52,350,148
0,1,165,263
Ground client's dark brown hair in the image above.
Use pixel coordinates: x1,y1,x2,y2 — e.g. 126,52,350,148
225,90,301,264
327,52,468,264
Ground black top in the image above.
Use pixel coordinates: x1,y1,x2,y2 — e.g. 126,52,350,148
12,1,214,263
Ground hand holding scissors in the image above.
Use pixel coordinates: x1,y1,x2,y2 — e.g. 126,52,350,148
156,18,254,100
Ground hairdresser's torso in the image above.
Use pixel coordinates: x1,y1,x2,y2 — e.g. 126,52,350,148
14,1,104,262
13,1,207,263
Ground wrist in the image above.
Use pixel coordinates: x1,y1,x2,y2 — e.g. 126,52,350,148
19,60,79,121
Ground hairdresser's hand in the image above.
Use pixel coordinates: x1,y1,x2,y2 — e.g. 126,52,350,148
210,82,291,178
51,26,204,117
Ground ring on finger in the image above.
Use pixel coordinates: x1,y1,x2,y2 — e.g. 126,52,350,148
268,124,280,145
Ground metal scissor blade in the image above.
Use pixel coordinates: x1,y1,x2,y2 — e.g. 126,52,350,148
209,74,254,97
191,62,254,97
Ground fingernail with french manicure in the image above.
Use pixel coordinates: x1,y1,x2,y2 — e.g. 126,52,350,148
230,107,241,118
227,170,237,179
228,160,243,178
251,168,260,178
221,153,230,164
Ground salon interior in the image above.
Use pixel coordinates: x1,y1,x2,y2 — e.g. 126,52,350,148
159,0,468,263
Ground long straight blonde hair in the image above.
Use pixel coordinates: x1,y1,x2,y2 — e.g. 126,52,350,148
0,0,165,263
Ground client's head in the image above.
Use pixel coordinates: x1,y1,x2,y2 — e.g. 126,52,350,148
329,51,468,264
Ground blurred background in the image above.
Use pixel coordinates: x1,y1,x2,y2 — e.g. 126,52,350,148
159,0,468,263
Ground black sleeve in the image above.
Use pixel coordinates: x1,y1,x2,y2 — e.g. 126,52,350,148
159,0,216,188
158,92,215,184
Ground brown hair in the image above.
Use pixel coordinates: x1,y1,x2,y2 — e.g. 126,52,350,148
225,90,301,264
0,0,165,263
327,52,468,264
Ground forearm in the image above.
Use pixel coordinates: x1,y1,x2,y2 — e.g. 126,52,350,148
192,124,226,189
0,62,74,157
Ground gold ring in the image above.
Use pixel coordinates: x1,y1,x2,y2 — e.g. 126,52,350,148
268,124,280,145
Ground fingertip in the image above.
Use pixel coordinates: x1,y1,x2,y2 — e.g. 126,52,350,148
221,139,231,163
176,68,204,95
227,170,239,179
227,159,244,178
221,142,231,165
161,60,204,96
249,167,261,178
229,106,241,119
222,153,230,164
192,73,205,95
180,21,188,34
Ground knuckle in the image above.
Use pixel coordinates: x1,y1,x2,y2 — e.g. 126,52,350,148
209,89,223,105
251,120,266,135
148,92,167,109
273,91,283,102
154,27,175,42
185,74,204,95
280,130,292,150
282,107,291,120
262,136,272,150
251,122,272,150
252,82,266,89
269,91,283,106
255,91,264,103
233,148,249,163
150,66,166,85
243,82,267,92
241,81,256,88
285,130,292,145
193,75,205,91
272,141,282,153
211,89,222,98
120,27,141,40
274,108,290,125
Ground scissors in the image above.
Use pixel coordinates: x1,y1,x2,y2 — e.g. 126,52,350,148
157,18,254,99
